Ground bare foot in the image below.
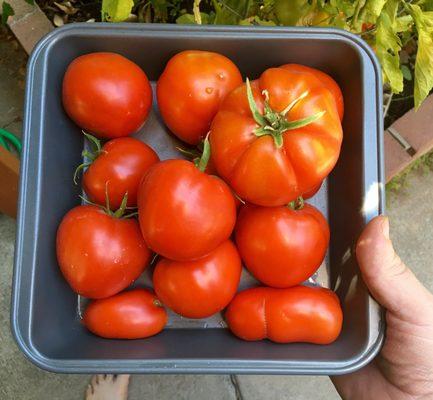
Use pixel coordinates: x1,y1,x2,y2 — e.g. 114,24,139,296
86,374,130,400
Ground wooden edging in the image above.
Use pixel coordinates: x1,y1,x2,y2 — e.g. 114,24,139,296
6,0,53,54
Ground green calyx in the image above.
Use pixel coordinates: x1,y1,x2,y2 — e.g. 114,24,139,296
80,185,137,219
73,131,104,184
194,133,211,173
245,78,326,148
288,196,305,211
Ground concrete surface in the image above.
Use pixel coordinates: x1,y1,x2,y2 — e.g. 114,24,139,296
2,26,433,400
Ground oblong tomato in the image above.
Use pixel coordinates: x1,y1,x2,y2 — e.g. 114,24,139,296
210,66,343,206
82,137,159,209
225,286,343,344
56,205,151,298
83,288,167,339
63,52,152,139
157,50,242,145
153,240,242,319
235,203,329,288
138,159,236,261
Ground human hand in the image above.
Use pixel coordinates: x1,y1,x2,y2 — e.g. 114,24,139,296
331,216,433,400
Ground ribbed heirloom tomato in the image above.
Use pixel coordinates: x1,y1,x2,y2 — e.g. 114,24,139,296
63,52,152,139
157,50,242,145
235,201,329,288
84,289,167,339
225,286,343,344
79,135,159,209
210,64,343,206
56,205,151,299
153,240,242,319
138,145,236,261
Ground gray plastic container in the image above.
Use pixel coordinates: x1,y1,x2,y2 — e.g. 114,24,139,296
12,23,385,374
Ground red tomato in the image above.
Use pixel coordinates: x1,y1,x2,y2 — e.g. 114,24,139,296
303,181,322,199
210,66,343,206
138,159,236,261
63,52,152,139
83,288,167,339
157,50,242,145
235,202,329,288
225,286,343,344
82,137,159,209
56,205,151,298
280,64,344,120
153,240,241,319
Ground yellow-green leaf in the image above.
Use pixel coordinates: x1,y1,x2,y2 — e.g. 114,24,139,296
363,0,387,19
408,5,433,109
375,0,403,93
101,0,133,22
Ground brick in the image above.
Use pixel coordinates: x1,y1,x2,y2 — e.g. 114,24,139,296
384,130,413,182
7,0,53,54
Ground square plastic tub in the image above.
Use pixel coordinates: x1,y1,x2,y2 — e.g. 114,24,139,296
12,23,385,374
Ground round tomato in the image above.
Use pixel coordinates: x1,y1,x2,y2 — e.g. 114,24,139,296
56,205,151,298
153,240,241,319
83,288,167,339
235,202,329,288
63,52,152,139
210,66,343,206
280,64,344,120
225,286,343,344
81,136,159,209
157,50,242,145
138,159,236,261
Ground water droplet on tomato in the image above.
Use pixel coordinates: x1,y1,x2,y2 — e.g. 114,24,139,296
205,87,213,94
218,73,225,80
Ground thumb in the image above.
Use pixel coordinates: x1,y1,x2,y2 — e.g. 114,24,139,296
356,215,433,322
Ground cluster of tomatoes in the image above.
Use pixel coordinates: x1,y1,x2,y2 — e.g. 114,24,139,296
56,50,344,344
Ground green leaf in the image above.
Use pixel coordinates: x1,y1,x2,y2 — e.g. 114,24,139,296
176,12,210,24
423,0,433,12
401,64,412,81
1,1,14,25
101,0,133,22
395,14,413,32
239,16,276,26
212,0,252,25
375,0,403,93
24,0,34,5
363,0,387,18
408,5,433,109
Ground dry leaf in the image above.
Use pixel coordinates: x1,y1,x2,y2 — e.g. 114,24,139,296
53,14,64,26
54,1,78,15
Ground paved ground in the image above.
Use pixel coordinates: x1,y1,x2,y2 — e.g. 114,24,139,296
1,27,433,400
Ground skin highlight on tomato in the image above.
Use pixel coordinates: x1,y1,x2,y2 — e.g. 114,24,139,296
83,288,167,339
280,64,344,120
157,50,242,145
225,286,343,344
138,159,236,261
235,202,329,288
56,205,151,299
63,52,152,139
82,136,159,209
153,240,242,319
210,66,343,206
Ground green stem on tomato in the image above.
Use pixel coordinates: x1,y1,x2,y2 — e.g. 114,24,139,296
245,79,325,149
196,133,211,173
288,196,305,211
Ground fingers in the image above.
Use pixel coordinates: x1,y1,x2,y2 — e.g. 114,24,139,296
356,216,433,323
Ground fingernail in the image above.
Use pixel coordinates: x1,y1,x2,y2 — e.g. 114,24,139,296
381,216,389,239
